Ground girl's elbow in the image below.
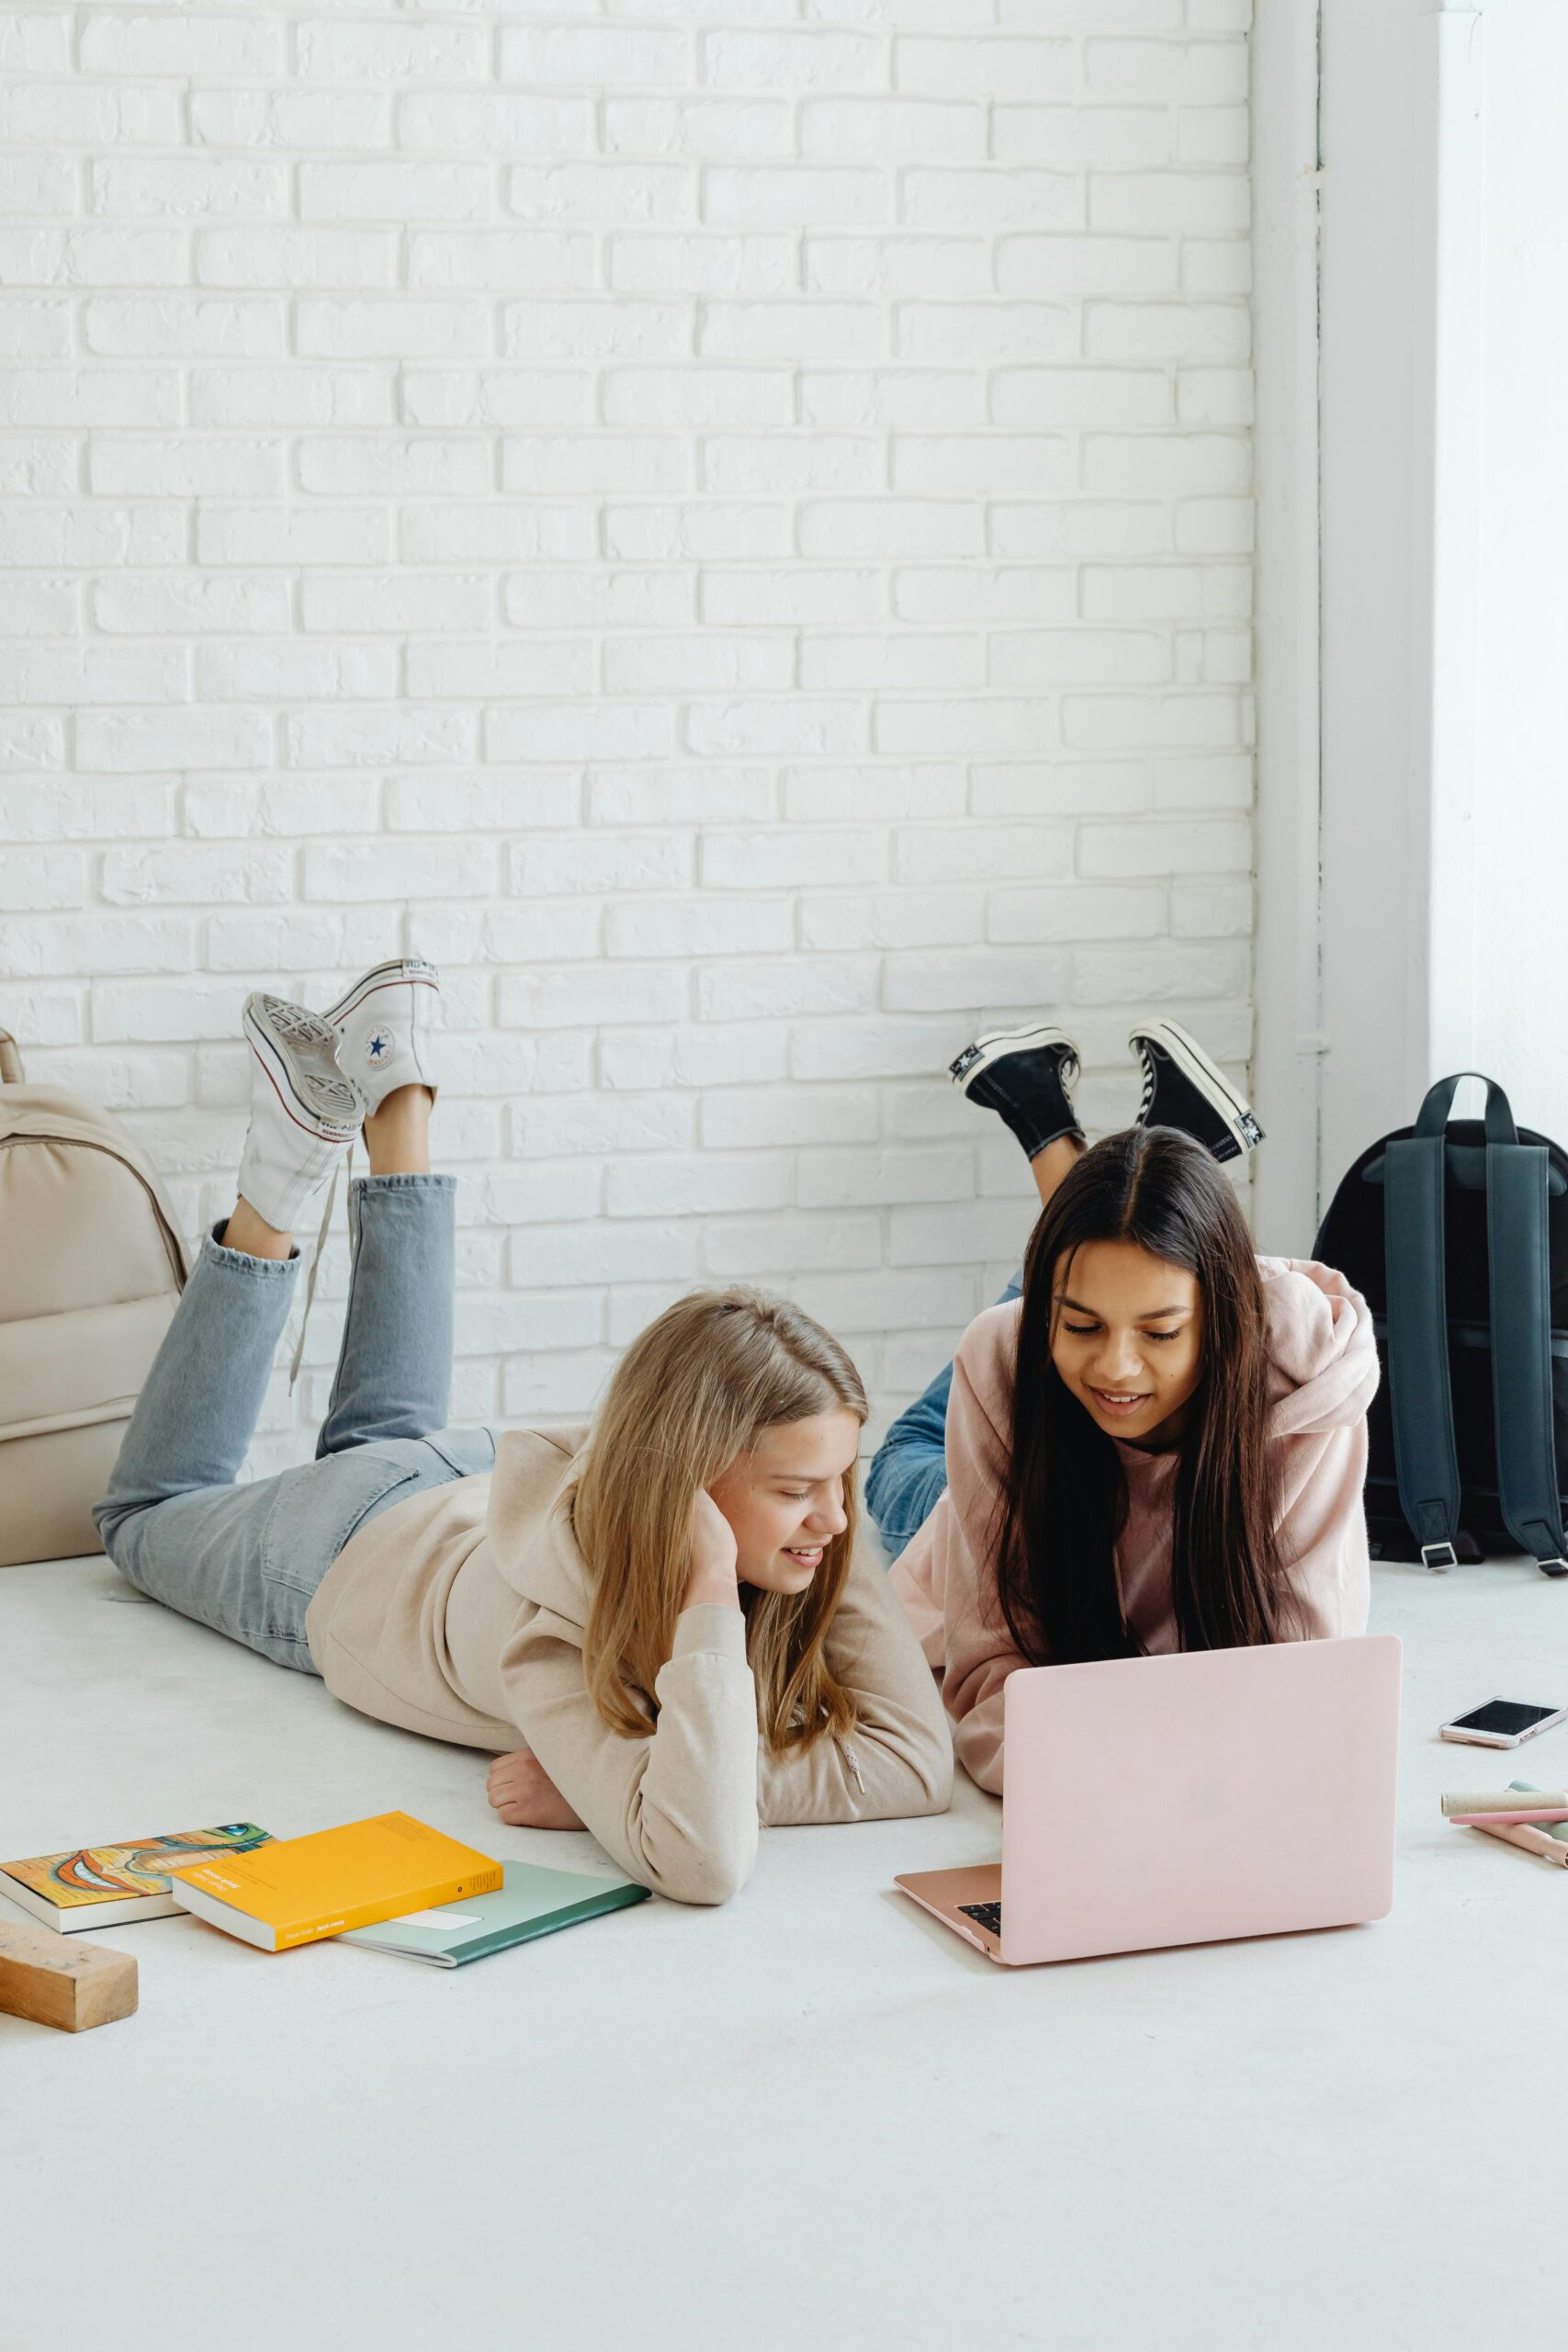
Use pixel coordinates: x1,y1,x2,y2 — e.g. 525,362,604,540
859,1731,953,1818
899,1735,953,1815
663,1857,751,1908
908,1701,956,1811
646,1831,758,1908
924,1747,955,1813
953,1724,1004,1796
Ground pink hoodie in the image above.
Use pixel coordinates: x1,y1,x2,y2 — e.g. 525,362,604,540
887,1256,1381,1794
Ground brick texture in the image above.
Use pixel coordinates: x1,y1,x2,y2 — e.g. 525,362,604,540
0,0,1254,1465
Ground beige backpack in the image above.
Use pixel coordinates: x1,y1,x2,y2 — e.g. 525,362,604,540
0,1026,188,1566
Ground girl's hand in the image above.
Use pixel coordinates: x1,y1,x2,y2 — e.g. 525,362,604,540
485,1749,586,1831
682,1489,741,1611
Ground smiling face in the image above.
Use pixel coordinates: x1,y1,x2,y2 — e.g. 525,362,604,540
1048,1237,1205,1450
706,1409,861,1594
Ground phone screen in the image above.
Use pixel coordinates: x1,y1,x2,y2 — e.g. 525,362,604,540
1450,1700,1561,1736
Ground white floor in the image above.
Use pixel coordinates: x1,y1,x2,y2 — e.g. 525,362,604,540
3,1552,1564,2350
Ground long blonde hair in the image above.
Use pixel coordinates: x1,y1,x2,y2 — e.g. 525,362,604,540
570,1287,868,1750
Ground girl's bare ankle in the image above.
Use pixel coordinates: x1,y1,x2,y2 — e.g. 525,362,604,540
221,1199,294,1261
1031,1132,1086,1211
363,1084,434,1178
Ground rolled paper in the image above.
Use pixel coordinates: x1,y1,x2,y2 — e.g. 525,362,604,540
1446,1807,1568,1827
1508,1781,1568,1844
1469,1819,1568,1868
1440,1790,1568,1815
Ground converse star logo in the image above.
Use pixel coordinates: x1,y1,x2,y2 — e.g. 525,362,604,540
365,1028,394,1065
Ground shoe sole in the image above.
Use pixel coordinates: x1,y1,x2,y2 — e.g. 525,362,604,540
1129,1019,1264,1154
949,1022,1079,1093
322,957,441,1030
243,995,364,1142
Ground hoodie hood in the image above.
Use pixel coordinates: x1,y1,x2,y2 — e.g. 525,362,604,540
1258,1256,1380,1437
486,1424,593,1625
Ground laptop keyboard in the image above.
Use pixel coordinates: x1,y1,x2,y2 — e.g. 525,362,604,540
959,1901,1002,1937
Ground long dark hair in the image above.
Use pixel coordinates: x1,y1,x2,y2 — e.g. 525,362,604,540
994,1125,1287,1664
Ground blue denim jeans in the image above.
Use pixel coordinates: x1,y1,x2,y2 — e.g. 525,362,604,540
95,1174,495,1673
865,1272,1023,1560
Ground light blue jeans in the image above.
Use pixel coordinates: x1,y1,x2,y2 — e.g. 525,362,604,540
95,1173,496,1673
865,1272,1023,1560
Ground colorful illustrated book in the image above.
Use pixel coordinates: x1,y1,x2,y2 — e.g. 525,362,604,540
344,1861,649,1967
0,1824,272,1935
167,1812,502,1952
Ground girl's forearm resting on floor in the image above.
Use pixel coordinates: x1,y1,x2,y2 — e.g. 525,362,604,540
488,1496,759,1901
494,1549,952,1905
758,1546,953,1826
503,1602,764,1905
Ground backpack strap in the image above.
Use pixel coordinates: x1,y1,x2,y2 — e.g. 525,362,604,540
1487,1131,1568,1577
1411,1069,1519,1147
1382,1071,1516,1566
1383,1125,1463,1571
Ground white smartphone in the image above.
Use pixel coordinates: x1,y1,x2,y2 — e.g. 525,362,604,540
1439,1698,1568,1748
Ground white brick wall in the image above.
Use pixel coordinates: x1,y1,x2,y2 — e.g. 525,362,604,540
0,0,1255,1471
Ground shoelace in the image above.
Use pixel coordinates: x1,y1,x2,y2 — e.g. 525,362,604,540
1134,1046,1156,1124
288,1138,353,1392
254,1000,364,1392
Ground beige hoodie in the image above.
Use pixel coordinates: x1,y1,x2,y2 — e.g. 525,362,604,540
889,1256,1381,1795
305,1426,953,1905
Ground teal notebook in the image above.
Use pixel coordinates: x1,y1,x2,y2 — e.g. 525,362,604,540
342,1861,649,1967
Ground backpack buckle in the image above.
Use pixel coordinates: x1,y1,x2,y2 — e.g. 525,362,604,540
1537,1557,1568,1579
1420,1542,1458,1572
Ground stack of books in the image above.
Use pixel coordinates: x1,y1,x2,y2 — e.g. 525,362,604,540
1,1812,649,1962
0,1822,273,1932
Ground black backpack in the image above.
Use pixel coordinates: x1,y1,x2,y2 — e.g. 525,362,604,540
1313,1073,1568,1577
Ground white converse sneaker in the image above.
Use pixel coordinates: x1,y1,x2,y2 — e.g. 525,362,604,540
237,994,366,1235
321,957,441,1115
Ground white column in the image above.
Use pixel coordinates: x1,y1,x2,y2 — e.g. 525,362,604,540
1252,0,1327,1250
1313,0,1486,1205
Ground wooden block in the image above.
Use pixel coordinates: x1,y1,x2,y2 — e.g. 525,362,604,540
0,1917,138,2033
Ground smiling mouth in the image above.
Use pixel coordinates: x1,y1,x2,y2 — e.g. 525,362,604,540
1089,1389,1152,1413
784,1545,824,1566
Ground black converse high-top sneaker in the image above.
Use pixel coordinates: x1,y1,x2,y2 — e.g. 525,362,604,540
1127,1019,1264,1164
948,1023,1084,1160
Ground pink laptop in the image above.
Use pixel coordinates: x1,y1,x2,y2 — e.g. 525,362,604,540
897,1634,1402,1965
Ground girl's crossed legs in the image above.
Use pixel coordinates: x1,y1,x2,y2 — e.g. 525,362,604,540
95,1079,494,1671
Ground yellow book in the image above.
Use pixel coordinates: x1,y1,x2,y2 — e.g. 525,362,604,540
167,1813,502,1952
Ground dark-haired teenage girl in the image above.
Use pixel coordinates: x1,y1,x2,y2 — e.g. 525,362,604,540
865,1019,1378,1793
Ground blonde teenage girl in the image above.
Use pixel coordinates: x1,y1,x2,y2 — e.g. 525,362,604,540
96,967,952,1906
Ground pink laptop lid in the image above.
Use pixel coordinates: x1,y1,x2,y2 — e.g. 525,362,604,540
998,1634,1402,1963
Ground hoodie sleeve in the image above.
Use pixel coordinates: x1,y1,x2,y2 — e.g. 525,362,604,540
889,1303,1027,1796
499,1544,953,1904
1258,1257,1381,1639
757,1538,953,1827
501,1600,762,1907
